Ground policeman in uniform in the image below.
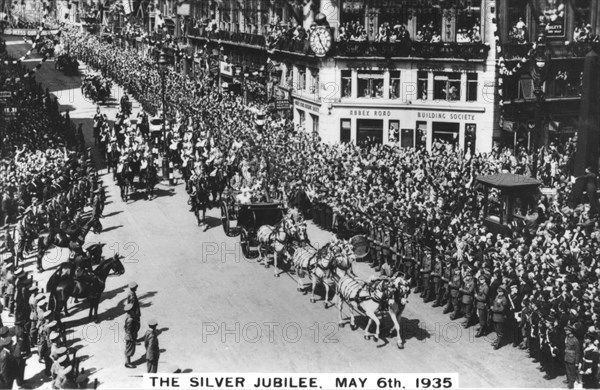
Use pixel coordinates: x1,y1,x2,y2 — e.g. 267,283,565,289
144,319,160,373
460,268,475,328
419,249,432,302
444,265,462,320
474,274,489,337
491,285,509,350
124,303,137,368
438,257,452,308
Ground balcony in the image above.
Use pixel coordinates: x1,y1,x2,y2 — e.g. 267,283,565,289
335,41,490,60
500,42,600,60
187,29,266,47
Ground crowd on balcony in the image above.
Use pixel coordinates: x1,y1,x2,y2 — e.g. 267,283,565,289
508,17,529,44
574,22,600,43
266,19,313,49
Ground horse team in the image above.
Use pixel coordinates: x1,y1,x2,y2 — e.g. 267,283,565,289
255,210,412,349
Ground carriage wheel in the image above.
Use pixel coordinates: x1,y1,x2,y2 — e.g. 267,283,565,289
240,230,258,259
221,202,230,236
240,229,251,258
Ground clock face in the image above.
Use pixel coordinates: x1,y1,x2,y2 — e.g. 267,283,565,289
309,27,332,57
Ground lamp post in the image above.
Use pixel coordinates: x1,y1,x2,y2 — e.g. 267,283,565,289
157,49,169,182
532,18,550,151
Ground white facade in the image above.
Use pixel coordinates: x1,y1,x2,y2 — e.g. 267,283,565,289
290,0,499,154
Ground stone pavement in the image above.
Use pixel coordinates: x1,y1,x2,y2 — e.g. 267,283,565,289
3,37,564,389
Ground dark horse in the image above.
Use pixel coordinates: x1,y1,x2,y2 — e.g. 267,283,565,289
47,254,125,321
37,215,103,271
207,166,228,207
189,175,210,227
144,163,158,200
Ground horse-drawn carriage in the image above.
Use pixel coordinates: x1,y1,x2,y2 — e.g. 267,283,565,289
229,201,286,259
55,53,79,74
81,73,112,103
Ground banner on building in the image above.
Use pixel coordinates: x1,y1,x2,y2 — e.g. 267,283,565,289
540,0,566,37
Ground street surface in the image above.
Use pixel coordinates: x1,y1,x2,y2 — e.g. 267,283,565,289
4,37,564,389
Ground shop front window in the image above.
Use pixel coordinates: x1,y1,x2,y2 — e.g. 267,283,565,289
433,72,461,101
389,120,399,143
298,109,305,130
340,119,351,143
358,70,384,98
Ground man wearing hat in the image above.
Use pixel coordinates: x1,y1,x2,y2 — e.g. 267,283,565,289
126,282,141,324
13,317,31,388
124,303,138,368
0,335,17,389
459,268,476,329
491,285,509,350
144,319,160,373
564,325,582,388
474,274,490,337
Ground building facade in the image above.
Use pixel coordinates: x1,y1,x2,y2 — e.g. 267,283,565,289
146,0,598,153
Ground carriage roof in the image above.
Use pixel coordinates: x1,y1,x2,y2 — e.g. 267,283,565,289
236,202,286,231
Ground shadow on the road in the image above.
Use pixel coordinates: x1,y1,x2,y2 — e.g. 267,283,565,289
102,224,123,233
400,317,431,342
202,216,223,229
151,187,177,199
58,104,77,113
103,210,123,218
24,368,51,388
102,284,127,301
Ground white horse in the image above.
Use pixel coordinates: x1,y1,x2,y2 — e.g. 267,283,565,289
291,245,336,307
256,217,296,277
336,270,411,349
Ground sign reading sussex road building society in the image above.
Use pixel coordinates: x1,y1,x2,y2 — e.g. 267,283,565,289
347,109,479,121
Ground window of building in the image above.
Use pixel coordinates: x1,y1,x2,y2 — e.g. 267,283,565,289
465,124,476,155
416,121,427,149
416,9,442,42
341,70,352,98
401,128,414,148
390,71,401,99
456,7,482,42
507,0,529,43
573,0,591,41
340,119,351,143
418,71,428,100
518,77,534,99
433,72,461,101
309,69,319,97
389,120,400,143
311,114,319,136
298,67,306,90
298,109,305,130
467,73,478,101
357,71,384,98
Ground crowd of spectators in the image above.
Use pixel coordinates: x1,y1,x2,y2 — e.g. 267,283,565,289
64,25,600,388
0,49,97,388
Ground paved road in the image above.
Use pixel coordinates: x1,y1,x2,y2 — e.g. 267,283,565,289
4,37,564,389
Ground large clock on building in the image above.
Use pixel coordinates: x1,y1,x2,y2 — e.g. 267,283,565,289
309,26,333,57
